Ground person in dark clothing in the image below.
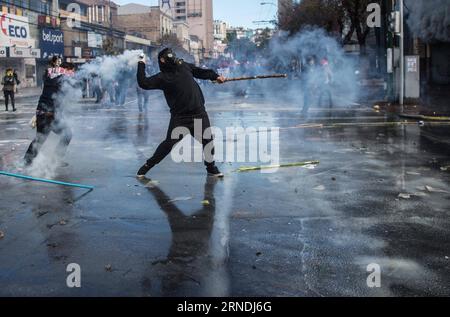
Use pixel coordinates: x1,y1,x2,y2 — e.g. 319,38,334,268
115,68,133,106
2,68,20,111
136,48,226,178
24,56,74,166
318,58,333,108
302,56,319,118
91,73,103,103
136,85,150,112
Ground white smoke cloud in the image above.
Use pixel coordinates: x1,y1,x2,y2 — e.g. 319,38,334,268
406,0,450,42
25,50,145,179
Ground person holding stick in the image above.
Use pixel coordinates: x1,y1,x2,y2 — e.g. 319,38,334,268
136,48,226,178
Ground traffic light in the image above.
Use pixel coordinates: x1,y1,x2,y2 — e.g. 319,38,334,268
388,11,401,34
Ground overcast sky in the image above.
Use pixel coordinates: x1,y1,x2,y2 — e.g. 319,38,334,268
113,0,277,29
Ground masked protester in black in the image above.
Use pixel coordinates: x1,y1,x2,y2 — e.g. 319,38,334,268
2,68,20,111
24,56,73,166
136,48,226,178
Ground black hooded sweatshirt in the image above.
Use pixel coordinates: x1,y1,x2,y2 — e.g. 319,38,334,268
137,60,219,117
37,68,65,113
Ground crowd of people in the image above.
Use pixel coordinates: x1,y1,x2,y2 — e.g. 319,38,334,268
81,64,155,113
206,54,334,115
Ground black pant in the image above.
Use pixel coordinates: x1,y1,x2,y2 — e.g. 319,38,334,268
146,112,215,168
4,91,15,110
318,84,333,108
93,86,103,103
24,112,72,164
137,91,150,112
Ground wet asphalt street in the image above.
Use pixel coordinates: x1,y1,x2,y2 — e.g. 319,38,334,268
1,87,450,297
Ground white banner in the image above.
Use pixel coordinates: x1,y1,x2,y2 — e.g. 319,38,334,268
0,13,35,48
9,47,41,58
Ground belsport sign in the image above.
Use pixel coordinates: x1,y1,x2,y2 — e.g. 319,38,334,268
40,28,64,59
0,13,35,48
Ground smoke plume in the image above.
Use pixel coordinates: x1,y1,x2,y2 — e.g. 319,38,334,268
406,0,450,42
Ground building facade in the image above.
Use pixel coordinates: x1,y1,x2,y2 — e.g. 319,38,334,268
60,0,125,64
186,0,213,58
115,4,173,45
0,0,51,88
213,20,227,41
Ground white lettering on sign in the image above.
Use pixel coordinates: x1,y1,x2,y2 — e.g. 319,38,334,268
42,30,64,45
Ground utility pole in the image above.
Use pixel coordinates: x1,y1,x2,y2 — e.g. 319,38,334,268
399,0,404,110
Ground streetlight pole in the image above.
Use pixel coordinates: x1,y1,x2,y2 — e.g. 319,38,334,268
399,0,404,110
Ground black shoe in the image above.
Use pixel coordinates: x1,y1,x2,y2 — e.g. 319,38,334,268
24,158,32,167
12,108,16,112
207,165,224,178
137,163,152,178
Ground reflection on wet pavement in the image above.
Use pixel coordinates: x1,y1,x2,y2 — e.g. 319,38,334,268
0,92,450,296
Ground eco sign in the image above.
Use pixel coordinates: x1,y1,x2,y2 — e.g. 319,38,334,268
0,13,34,48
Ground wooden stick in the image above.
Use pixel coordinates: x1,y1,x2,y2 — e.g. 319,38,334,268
222,74,287,82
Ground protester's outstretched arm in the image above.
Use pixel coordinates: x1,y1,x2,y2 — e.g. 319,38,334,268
137,62,163,90
187,63,221,81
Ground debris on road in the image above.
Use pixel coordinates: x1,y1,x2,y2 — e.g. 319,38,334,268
201,200,210,206
168,197,193,203
105,264,113,272
441,166,450,172
398,193,412,199
0,231,4,239
424,185,450,194
37,210,49,218
314,185,326,191
237,161,320,172
47,219,68,229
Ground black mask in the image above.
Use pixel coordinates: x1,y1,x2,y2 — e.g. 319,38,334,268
158,48,182,73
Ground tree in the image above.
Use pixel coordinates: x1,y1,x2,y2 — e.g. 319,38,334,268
279,0,377,53
254,28,273,50
279,0,343,35
341,0,373,53
103,37,119,56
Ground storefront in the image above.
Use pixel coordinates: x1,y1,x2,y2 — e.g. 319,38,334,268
0,13,40,88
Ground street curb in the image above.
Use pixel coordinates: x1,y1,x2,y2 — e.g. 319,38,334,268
399,113,450,121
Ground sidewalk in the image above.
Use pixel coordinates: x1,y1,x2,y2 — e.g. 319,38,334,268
373,84,450,119
0,86,42,101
